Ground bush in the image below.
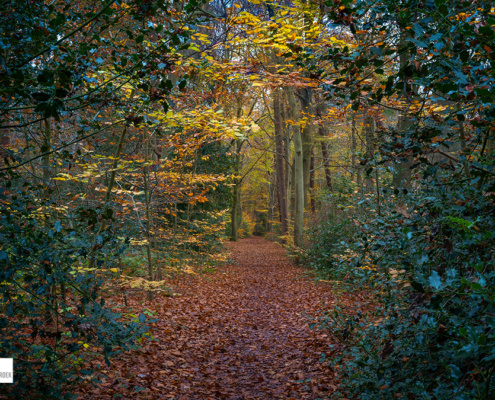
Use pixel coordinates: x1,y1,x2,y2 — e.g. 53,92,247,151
312,184,495,399
0,175,151,399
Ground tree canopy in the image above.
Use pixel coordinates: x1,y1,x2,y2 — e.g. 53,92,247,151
1,0,495,398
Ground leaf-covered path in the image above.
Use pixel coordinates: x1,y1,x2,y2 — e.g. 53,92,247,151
89,238,342,399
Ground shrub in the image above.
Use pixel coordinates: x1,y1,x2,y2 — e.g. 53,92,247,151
0,176,151,399
312,185,495,399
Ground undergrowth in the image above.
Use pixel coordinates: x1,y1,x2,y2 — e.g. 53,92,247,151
306,183,495,399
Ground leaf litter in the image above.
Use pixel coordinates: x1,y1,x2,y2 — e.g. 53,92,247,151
80,237,352,399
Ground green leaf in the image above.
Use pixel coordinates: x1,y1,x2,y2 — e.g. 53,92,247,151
429,271,442,289
449,364,461,380
460,50,469,62
409,280,425,293
37,70,54,85
32,92,51,102
457,343,479,358
178,80,187,90
479,26,494,37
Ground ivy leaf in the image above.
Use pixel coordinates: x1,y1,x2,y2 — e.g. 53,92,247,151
429,271,442,289
479,26,493,37
54,220,62,232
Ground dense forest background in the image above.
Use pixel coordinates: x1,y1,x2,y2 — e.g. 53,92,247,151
1,0,495,398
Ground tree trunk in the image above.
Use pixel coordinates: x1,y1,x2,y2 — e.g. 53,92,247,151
310,148,316,214
143,130,154,299
456,103,471,179
290,154,295,224
320,140,332,191
282,101,291,220
365,115,375,193
230,138,242,241
267,177,274,236
231,183,238,241
351,113,358,184
393,36,413,188
298,88,313,209
43,119,54,325
273,90,288,238
237,187,242,229
317,107,333,191
288,91,304,248
0,128,10,166
392,112,413,188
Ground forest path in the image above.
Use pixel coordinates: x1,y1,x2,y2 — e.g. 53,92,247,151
89,237,342,399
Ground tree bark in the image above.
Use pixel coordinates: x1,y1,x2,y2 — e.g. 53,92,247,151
281,100,290,220
320,140,332,191
298,88,313,209
456,103,471,179
143,129,154,299
0,129,10,166
288,90,304,248
317,106,333,191
290,154,295,224
267,176,274,236
43,118,54,325
310,148,316,214
365,114,375,193
351,113,358,184
273,90,288,238
392,111,413,188
393,35,413,188
231,183,238,241
230,138,242,241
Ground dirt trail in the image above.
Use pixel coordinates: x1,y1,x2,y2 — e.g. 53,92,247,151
88,237,340,399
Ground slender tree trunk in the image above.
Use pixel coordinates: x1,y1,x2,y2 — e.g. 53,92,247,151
0,128,10,166
392,111,413,188
88,124,128,269
351,113,358,183
299,3,314,210
393,36,413,188
298,88,313,209
282,101,290,220
318,107,333,191
455,103,471,179
273,90,288,238
375,169,381,216
320,140,333,191
267,177,274,236
231,138,242,241
231,183,238,241
143,130,154,299
43,119,55,325
237,187,242,228
310,148,316,214
290,154,295,224
288,91,304,248
42,119,52,192
365,115,375,193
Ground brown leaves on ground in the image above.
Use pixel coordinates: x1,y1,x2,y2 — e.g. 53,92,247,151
81,237,345,399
